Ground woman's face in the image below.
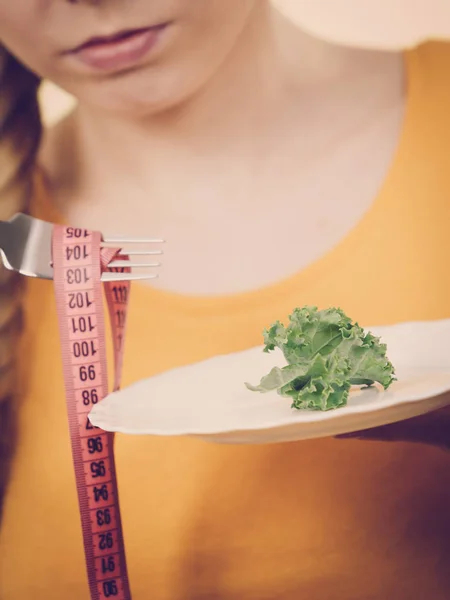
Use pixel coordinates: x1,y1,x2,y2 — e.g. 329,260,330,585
0,0,260,115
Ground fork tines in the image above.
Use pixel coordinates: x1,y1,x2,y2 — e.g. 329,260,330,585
101,236,164,282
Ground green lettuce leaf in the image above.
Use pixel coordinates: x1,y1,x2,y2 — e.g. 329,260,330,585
245,306,396,411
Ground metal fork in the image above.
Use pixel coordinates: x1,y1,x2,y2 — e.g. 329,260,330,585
0,213,163,282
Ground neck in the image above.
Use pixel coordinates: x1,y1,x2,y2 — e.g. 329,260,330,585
43,4,401,207
70,6,353,173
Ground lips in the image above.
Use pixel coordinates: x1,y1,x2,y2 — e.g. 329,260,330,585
67,24,169,72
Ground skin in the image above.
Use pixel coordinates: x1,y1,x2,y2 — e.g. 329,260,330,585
0,1,449,447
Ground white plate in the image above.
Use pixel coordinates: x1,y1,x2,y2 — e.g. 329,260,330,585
90,319,450,444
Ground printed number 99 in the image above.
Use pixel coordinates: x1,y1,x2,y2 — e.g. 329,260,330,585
79,365,96,382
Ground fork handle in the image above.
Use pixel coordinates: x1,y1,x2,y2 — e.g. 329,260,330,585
0,219,9,237
0,220,12,254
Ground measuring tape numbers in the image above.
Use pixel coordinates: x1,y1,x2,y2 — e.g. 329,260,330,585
52,225,132,600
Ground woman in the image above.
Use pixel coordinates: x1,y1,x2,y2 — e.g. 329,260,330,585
1,1,450,598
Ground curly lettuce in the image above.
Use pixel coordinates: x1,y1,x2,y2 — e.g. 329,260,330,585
245,306,396,411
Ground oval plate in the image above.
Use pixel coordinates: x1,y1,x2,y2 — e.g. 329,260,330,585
90,319,450,444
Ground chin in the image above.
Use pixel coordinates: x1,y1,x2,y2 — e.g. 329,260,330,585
75,62,201,117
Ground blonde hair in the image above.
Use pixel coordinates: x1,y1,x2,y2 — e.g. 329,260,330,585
0,47,41,518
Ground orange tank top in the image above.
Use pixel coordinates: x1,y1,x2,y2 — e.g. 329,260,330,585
1,41,450,600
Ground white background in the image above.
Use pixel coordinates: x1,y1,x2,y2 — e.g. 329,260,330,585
277,0,450,46
40,0,450,124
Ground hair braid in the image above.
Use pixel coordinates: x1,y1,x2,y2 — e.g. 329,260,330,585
0,47,42,518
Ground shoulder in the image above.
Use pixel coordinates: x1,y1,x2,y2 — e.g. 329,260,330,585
409,40,450,104
406,40,450,146
411,39,450,74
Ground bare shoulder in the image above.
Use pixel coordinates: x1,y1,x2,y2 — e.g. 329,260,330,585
279,17,405,115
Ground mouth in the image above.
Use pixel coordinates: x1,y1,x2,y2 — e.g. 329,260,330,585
65,23,171,72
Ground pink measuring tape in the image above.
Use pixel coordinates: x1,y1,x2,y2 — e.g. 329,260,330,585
52,225,132,600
